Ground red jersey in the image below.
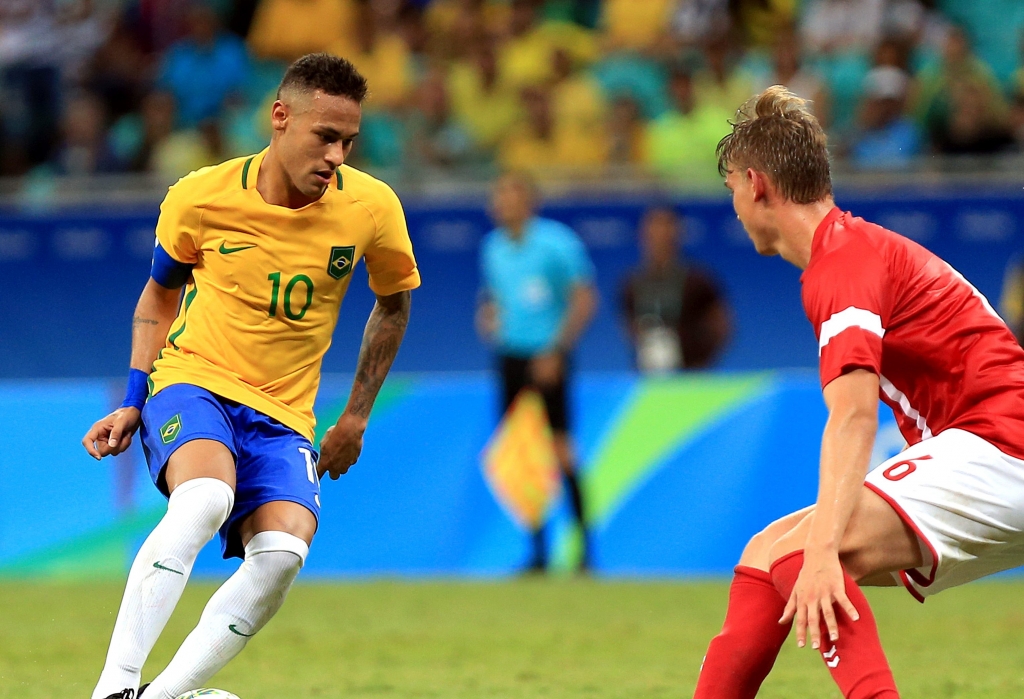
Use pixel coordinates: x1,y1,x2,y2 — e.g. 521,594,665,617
802,207,1024,460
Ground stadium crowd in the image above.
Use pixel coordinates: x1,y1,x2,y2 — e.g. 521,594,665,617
4,0,1024,183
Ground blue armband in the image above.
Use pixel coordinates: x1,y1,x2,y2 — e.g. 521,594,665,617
151,243,193,289
121,368,149,410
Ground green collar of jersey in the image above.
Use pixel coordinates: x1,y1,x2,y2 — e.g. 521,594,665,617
241,156,343,191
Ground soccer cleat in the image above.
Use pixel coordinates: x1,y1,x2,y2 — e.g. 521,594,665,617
101,684,149,699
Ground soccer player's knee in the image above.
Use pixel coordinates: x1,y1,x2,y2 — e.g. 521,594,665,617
245,531,308,584
168,477,235,531
740,525,780,565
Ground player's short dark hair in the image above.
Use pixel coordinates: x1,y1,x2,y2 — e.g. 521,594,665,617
277,53,368,104
716,86,832,204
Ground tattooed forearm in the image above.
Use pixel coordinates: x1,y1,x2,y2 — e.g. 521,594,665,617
345,291,411,419
132,316,160,327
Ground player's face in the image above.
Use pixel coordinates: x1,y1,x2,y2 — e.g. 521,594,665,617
490,175,536,230
274,90,361,199
725,167,777,256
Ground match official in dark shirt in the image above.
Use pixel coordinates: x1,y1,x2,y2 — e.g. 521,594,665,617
622,207,730,372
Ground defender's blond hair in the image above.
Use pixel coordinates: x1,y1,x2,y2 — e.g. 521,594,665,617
716,86,832,204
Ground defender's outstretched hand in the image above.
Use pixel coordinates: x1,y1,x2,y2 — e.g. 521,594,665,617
318,414,367,480
82,407,142,460
781,551,860,650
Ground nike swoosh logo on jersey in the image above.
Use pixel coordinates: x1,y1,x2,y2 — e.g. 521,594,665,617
219,242,256,254
228,624,255,637
153,561,184,575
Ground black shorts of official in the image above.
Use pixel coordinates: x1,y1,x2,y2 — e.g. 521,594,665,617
499,354,570,433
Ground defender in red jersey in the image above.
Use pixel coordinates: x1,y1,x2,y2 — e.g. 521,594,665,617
692,87,1024,699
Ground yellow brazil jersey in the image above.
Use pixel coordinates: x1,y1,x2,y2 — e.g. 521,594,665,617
148,148,420,442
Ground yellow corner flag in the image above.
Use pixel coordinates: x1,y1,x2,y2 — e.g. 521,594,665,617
481,389,562,530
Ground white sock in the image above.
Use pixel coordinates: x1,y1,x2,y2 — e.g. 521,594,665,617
145,531,309,699
92,478,234,699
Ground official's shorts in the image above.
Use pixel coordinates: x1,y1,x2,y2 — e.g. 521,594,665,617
140,383,321,560
499,354,569,432
865,428,1024,601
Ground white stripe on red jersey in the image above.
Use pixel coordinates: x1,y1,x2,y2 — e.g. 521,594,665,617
818,306,885,355
801,207,1024,459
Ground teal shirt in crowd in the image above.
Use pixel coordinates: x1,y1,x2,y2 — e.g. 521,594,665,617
481,217,595,357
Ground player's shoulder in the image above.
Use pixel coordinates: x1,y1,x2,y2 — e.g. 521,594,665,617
532,217,584,249
162,154,252,208
810,209,898,270
337,164,403,211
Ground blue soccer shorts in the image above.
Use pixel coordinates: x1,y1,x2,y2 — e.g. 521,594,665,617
139,383,321,560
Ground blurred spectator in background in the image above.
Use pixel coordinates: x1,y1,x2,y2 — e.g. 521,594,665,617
643,66,731,183
733,0,798,50
882,0,950,58
693,32,754,114
800,0,884,57
50,92,120,175
851,65,921,169
53,0,112,88
345,0,415,111
157,4,248,129
403,66,478,168
916,26,1012,154
759,29,830,126
669,0,731,50
111,91,223,178
549,47,608,154
599,0,674,56
499,81,608,176
448,35,521,153
621,207,730,372
0,0,62,173
606,94,646,165
247,0,357,61
84,14,151,124
477,172,597,572
498,0,597,90
426,0,509,61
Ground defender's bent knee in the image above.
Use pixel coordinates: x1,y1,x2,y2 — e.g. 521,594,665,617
740,506,814,571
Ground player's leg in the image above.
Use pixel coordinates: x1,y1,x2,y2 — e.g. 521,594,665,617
541,359,590,570
500,354,546,570
144,501,315,699
694,491,919,699
93,440,235,699
692,507,813,699
145,409,321,698
552,431,589,566
766,487,920,699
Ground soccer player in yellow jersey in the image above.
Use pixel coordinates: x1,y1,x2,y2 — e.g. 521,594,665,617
81,54,420,699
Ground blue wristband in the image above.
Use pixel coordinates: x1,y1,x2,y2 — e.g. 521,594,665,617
121,368,149,410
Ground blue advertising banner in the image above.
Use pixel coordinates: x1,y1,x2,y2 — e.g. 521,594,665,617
0,186,1022,377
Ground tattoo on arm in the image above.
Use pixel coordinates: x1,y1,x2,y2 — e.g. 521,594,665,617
132,316,160,327
345,291,411,419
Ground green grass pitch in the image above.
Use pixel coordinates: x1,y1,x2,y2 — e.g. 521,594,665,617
2,578,1024,698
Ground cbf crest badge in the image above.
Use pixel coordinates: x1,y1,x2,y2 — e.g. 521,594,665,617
328,246,356,280
160,414,182,445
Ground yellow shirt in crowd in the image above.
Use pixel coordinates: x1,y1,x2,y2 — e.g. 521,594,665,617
600,0,674,52
247,0,359,61
149,149,421,441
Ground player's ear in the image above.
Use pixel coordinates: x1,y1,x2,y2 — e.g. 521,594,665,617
270,99,289,132
748,168,767,203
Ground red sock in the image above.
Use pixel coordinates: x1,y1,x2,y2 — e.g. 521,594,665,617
693,565,791,699
770,551,899,699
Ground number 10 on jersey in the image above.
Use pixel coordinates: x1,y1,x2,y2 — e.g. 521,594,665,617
268,272,314,320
